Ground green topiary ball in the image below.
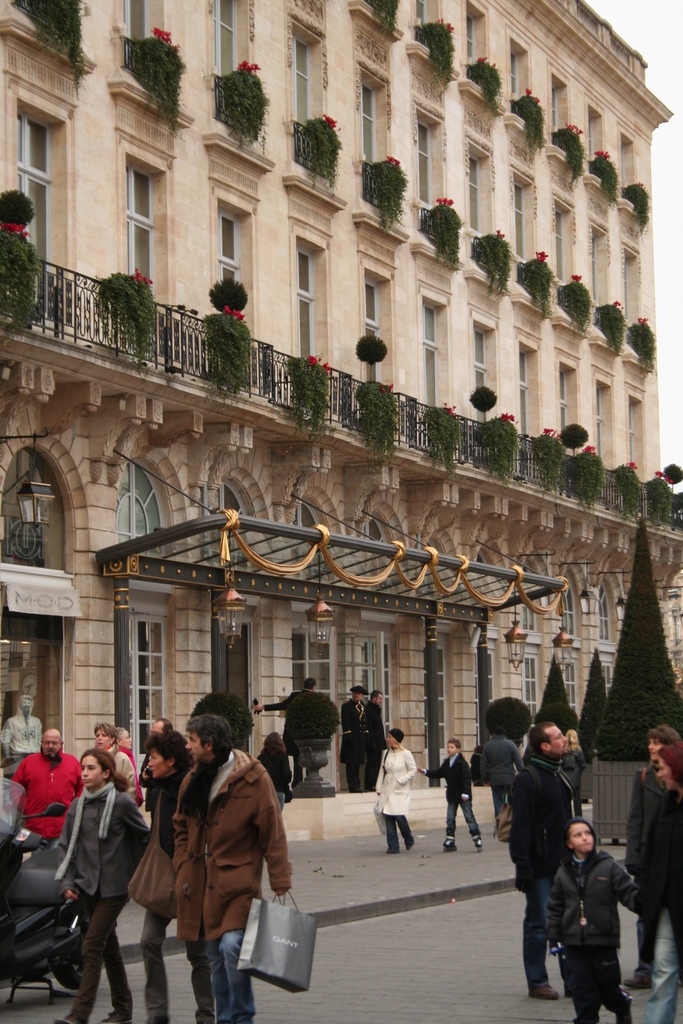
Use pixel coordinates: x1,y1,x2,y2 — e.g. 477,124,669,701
285,690,340,741
664,464,683,485
190,692,253,744
485,697,531,742
356,335,388,365
209,278,249,312
470,385,497,413
0,190,35,227
534,701,579,735
560,423,589,451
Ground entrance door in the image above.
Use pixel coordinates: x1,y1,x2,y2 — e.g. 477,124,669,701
337,634,387,790
131,615,164,760
424,643,446,764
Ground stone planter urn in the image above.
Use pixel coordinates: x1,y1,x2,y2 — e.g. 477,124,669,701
592,759,647,843
294,738,335,798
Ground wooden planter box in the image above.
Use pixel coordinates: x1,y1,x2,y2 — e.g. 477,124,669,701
593,759,647,843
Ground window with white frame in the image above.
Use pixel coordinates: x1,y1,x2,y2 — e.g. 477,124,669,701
126,167,153,279
469,157,480,232
551,78,567,129
361,84,375,162
603,664,612,690
416,0,426,25
116,463,162,542
628,399,636,464
551,86,559,129
623,254,637,321
559,369,568,430
215,0,236,76
218,213,239,281
520,604,534,632
523,654,537,717
514,182,526,259
364,279,381,381
562,586,575,635
588,111,602,157
417,122,431,205
555,207,565,283
293,38,310,123
474,327,486,386
596,386,604,457
510,51,519,98
620,136,634,183
466,14,475,61
591,230,599,301
297,248,314,357
125,0,147,37
423,304,437,407
598,587,610,641
17,113,50,260
132,617,164,757
564,660,577,709
519,350,528,434
591,229,607,304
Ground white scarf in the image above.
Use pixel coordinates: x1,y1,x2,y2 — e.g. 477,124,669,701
55,782,117,881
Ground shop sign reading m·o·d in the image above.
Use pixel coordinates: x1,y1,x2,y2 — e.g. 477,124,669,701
5,584,82,617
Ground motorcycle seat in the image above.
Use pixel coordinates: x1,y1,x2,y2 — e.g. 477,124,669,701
6,848,64,907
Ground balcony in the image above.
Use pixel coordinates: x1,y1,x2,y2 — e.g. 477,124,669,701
418,207,438,239
414,25,427,46
293,122,313,171
361,162,380,207
122,37,137,75
471,236,485,264
510,100,522,118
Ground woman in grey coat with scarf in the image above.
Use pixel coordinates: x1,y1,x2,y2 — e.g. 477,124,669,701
54,747,149,1024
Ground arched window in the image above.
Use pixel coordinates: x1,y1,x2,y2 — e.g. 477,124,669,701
562,587,575,636
116,463,161,542
1,448,64,569
221,483,242,512
598,587,610,642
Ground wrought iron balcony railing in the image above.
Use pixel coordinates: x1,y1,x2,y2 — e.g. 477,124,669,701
293,122,313,171
419,207,437,239
122,37,137,75
557,284,571,313
516,261,528,287
471,236,485,264
510,99,522,118
414,25,427,46
3,257,677,529
587,159,601,177
361,162,380,207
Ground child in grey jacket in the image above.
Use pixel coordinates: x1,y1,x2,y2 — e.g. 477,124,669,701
547,816,642,1024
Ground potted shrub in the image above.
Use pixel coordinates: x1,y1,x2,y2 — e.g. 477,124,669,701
476,230,512,294
646,472,673,526
285,690,340,798
204,306,252,395
484,697,531,744
286,354,331,440
560,423,589,453
367,0,399,35
596,301,626,354
367,157,408,231
356,335,387,369
613,462,641,519
425,404,460,474
0,191,41,328
578,648,608,800
418,20,455,88
561,275,592,334
191,691,254,748
470,385,497,417
622,183,649,232
209,278,248,313
574,445,605,509
532,428,565,492
300,115,342,189
553,124,586,185
356,381,399,459
481,413,518,484
425,198,462,270
629,317,656,373
466,57,502,116
216,61,269,147
589,151,619,205
513,89,545,154
664,464,683,486
19,0,85,88
519,251,554,318
97,269,157,369
128,28,186,134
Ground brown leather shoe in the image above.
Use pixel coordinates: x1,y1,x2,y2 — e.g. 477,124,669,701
529,985,559,1000
624,976,651,989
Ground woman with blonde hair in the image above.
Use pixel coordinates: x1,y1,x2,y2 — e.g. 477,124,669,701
562,728,586,815
375,728,417,853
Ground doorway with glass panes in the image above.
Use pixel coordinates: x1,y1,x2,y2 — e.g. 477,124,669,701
131,614,164,765
337,631,390,791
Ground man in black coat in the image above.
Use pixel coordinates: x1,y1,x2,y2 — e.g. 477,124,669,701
253,677,316,787
340,685,369,793
364,690,386,792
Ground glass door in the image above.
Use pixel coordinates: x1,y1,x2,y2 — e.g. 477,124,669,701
337,633,387,791
131,615,164,762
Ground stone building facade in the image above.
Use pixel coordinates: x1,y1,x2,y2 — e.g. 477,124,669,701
0,0,679,783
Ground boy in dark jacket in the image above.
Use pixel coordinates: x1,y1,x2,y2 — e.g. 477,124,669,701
418,738,482,852
547,817,641,1024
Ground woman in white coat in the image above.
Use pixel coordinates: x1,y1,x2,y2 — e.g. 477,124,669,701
375,728,417,853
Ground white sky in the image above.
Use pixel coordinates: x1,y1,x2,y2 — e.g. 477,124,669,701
588,0,682,473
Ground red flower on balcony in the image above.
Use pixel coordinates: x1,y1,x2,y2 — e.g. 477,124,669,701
323,115,338,130
627,462,638,470
379,383,394,394
612,300,622,307
594,150,611,161
524,89,540,103
638,317,649,325
307,355,318,367
571,275,582,282
535,251,548,263
476,56,489,63
496,229,505,238
435,197,454,206
153,28,173,45
655,470,673,483
501,413,515,423
386,156,401,166
543,428,558,437
565,124,583,136
1,223,29,240
237,61,261,73
224,306,245,320
443,403,457,417
322,362,332,374
132,269,153,285
437,19,454,31
582,445,597,455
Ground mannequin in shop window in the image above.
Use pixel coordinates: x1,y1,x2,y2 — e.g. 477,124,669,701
1,693,41,776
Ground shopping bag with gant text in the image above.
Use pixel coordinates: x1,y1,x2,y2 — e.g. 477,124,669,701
237,896,317,992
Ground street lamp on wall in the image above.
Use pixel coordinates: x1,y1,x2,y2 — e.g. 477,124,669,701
579,587,598,617
504,618,528,669
215,586,247,646
16,479,55,525
306,591,334,655
615,595,626,623
552,625,574,665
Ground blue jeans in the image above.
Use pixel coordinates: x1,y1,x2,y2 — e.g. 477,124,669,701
491,785,505,816
446,799,480,835
523,874,554,990
206,929,255,1024
276,791,285,811
643,909,680,1024
384,814,413,852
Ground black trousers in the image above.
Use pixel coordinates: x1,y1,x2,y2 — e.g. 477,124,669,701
364,750,382,792
345,763,362,792
564,945,631,1024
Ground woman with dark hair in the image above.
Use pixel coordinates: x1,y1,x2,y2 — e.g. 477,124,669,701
258,731,292,810
139,730,215,1024
470,744,484,786
640,741,683,1024
54,748,149,1024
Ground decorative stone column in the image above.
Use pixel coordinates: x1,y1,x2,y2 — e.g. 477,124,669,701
476,626,490,745
113,575,131,729
424,616,440,783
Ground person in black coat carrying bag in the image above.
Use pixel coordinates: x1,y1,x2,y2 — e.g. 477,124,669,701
253,677,316,787
364,690,387,792
418,738,482,852
340,685,369,793
258,731,292,810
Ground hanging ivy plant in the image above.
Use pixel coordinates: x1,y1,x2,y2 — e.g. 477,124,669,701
427,198,462,270
553,125,586,185
520,252,554,318
514,90,545,154
217,62,269,147
366,0,399,35
596,301,625,354
21,0,85,89
629,318,656,373
286,354,331,440
467,58,502,116
370,157,408,232
613,463,641,520
573,446,605,509
470,385,497,414
425,404,460,474
356,335,387,365
622,183,650,232
0,223,41,329
532,429,565,492
561,276,592,334
300,116,342,190
209,278,248,312
589,151,619,205
560,423,589,452
646,475,673,527
130,29,186,134
97,270,157,368
418,21,455,89
477,231,512,294
204,307,252,395
356,381,399,459
481,414,518,484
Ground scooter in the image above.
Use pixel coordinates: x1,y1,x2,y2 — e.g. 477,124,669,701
0,776,88,1003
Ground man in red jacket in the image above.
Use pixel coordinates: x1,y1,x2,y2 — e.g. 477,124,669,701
12,728,82,847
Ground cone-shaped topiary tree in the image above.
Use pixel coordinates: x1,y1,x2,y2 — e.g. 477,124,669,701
578,648,607,762
540,657,569,708
534,657,579,731
597,520,683,760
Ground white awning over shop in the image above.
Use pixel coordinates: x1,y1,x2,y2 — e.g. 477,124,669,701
2,571,81,617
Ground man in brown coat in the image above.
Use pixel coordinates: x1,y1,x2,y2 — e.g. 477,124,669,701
173,714,291,1024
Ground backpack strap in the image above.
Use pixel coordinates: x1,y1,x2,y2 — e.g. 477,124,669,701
640,766,648,788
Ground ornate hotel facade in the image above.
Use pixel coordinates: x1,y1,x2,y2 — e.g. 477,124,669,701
0,0,679,784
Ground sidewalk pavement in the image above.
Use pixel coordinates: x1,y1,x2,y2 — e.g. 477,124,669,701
6,890,655,1024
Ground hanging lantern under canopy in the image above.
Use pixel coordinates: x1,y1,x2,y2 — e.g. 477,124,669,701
552,625,574,665
215,586,246,646
306,591,334,654
504,618,528,669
